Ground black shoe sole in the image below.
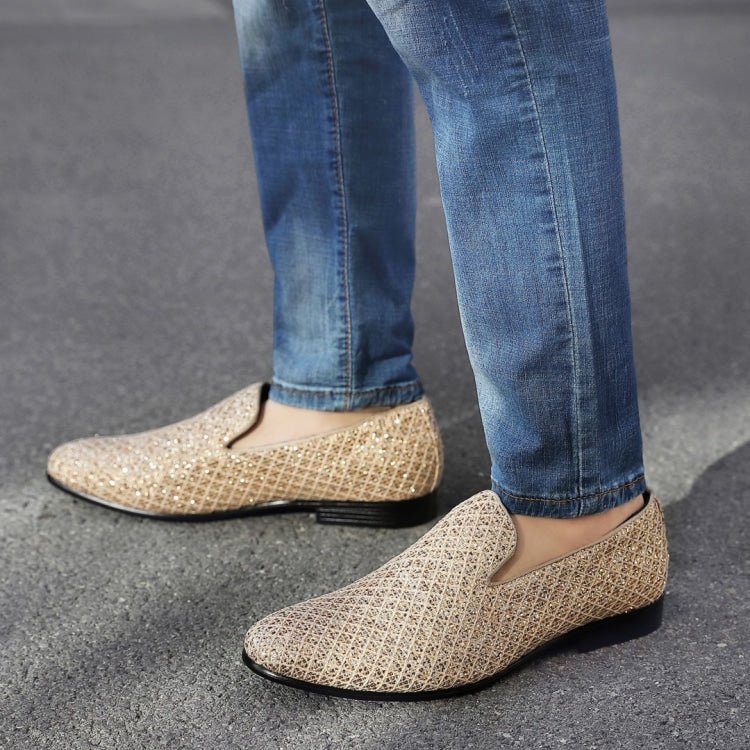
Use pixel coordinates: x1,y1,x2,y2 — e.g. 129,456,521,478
242,595,665,701
47,473,438,528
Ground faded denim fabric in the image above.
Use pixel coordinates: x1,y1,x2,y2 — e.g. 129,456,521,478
233,0,422,410
232,0,646,517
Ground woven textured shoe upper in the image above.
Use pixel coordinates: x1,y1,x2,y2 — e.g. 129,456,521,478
245,491,669,694
47,383,443,515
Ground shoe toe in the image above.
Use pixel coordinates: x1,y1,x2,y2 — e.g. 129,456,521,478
244,610,304,680
48,435,146,507
48,438,99,492
244,601,366,691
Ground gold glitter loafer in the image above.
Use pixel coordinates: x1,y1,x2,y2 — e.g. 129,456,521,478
243,490,669,699
47,383,443,526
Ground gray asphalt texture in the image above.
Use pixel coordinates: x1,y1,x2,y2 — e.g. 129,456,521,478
1,2,748,748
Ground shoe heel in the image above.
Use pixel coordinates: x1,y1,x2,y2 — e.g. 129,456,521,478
314,492,438,528
574,596,664,653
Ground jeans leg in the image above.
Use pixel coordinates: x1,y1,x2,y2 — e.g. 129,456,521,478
366,0,646,516
232,0,422,410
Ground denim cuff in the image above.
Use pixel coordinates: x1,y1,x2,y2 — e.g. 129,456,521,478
268,379,424,411
492,474,648,518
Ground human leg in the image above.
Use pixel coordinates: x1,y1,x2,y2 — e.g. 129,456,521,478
231,0,430,446
244,0,667,696
361,0,648,576
368,0,645,518
233,0,422,412
46,0,444,524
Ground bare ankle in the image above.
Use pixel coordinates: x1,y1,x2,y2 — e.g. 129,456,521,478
231,398,391,451
493,493,645,582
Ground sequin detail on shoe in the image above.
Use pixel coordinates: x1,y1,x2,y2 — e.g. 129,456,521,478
47,383,443,517
244,491,669,695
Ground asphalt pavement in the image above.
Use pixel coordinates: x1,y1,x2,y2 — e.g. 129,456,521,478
1,2,748,748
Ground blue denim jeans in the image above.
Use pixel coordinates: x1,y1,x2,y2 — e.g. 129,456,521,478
231,0,647,517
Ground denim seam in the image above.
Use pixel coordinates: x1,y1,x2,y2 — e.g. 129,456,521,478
505,2,584,496
493,474,644,504
314,0,352,404
272,381,421,397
